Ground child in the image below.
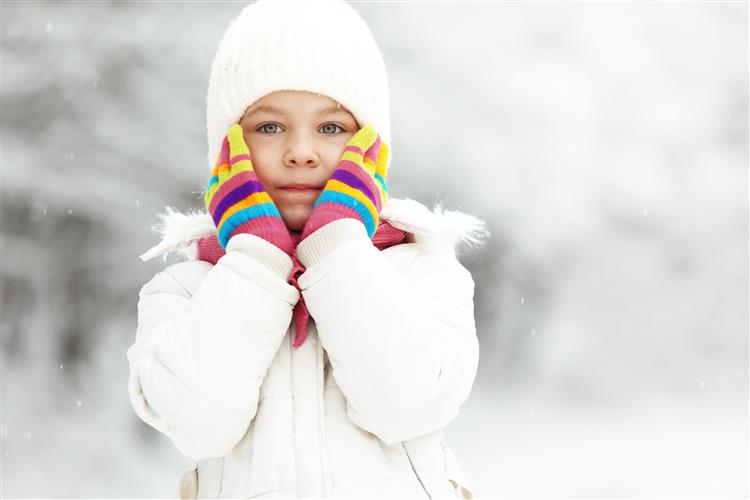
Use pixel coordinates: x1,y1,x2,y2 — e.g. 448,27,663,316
127,1,489,498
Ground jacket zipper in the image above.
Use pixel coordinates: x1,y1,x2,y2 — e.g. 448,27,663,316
217,457,225,496
315,326,329,496
401,442,432,499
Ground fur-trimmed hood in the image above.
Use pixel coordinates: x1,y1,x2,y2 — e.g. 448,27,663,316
139,196,490,263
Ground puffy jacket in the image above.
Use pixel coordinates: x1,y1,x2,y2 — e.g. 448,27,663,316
127,196,488,499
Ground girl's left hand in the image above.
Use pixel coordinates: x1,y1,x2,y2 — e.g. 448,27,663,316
300,124,390,240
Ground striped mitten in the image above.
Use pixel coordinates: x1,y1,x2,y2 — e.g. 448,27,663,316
204,124,294,255
300,124,389,241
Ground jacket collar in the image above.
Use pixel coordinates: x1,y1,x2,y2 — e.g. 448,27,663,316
139,196,489,262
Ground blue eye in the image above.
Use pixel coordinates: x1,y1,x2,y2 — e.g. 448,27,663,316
258,123,281,134
320,123,344,134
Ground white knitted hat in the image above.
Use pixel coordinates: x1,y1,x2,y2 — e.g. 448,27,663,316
205,0,391,171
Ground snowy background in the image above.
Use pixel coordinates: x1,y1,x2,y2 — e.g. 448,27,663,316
1,1,748,498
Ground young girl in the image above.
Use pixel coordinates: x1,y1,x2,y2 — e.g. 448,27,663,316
127,1,489,498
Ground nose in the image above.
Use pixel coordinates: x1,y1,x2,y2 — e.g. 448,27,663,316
283,134,320,168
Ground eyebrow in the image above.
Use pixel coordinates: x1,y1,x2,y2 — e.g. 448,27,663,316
243,105,350,119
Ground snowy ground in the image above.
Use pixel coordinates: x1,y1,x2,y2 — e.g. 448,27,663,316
446,387,748,498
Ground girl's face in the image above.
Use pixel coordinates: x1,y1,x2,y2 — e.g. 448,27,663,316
237,90,360,231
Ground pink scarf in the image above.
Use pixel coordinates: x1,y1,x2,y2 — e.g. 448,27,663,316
195,220,409,348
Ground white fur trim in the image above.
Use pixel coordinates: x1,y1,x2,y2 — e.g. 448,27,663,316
138,206,216,263
381,198,491,256
139,197,489,263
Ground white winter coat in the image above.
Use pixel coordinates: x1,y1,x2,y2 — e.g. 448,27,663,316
126,196,487,499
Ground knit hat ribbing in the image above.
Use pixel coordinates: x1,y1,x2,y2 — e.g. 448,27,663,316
205,0,392,171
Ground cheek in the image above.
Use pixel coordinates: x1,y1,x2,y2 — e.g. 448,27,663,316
324,145,347,169
241,132,268,165
244,147,274,182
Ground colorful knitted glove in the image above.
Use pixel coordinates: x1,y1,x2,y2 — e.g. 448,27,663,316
300,124,390,241
204,124,294,255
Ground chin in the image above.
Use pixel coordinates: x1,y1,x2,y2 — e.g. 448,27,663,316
286,220,306,232
281,207,312,231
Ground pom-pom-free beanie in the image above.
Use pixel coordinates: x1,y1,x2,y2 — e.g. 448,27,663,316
205,0,392,172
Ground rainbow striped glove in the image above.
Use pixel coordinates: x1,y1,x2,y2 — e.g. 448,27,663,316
300,124,389,241
205,124,294,255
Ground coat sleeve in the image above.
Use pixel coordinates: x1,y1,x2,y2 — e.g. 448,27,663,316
296,218,479,445
126,233,300,460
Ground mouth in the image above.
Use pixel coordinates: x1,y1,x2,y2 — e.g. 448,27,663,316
278,186,322,196
279,183,324,191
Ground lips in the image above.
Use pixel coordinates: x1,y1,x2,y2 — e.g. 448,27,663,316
278,185,322,196
280,183,324,190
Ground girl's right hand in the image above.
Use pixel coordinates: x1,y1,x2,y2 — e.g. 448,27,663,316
204,124,294,255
